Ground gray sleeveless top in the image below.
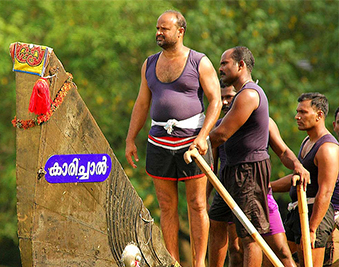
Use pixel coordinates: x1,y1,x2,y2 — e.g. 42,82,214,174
224,82,270,165
289,134,339,203
145,50,205,137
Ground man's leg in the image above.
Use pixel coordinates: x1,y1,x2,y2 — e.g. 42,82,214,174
185,176,209,267
153,178,180,262
208,219,228,267
332,229,339,264
323,232,334,266
263,233,296,267
227,223,243,267
262,191,296,267
297,244,326,267
241,235,263,267
312,247,326,267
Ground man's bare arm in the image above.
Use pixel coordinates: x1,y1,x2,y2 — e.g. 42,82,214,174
308,142,339,248
191,56,222,155
270,174,293,192
209,89,259,148
269,118,310,189
125,60,152,168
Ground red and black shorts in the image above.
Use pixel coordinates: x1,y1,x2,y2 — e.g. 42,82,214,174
146,136,213,181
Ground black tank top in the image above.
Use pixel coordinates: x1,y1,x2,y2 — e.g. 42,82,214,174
224,82,270,165
289,134,339,202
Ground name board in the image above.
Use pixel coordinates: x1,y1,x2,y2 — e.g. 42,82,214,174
44,154,112,183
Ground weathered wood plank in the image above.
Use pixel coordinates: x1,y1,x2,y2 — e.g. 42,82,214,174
13,42,177,267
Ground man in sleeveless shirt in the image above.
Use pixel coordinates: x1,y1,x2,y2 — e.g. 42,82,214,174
209,116,309,267
208,81,300,267
271,93,339,267
125,10,221,267
323,106,339,265
332,107,339,230
208,83,308,266
209,46,271,267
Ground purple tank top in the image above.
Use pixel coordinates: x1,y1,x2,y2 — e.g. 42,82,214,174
224,82,270,165
146,50,205,137
289,134,339,204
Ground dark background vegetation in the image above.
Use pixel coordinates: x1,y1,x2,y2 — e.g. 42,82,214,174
0,0,338,266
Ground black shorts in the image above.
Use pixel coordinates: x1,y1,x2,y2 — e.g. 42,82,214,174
209,159,271,238
285,203,335,247
146,139,213,181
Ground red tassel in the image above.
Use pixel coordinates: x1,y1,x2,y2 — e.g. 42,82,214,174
28,78,51,115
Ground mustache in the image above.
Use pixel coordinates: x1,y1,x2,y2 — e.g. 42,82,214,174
222,105,230,112
219,71,225,76
156,35,165,40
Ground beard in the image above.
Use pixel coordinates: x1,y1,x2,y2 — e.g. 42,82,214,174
222,104,230,114
220,71,237,87
156,35,177,49
221,76,236,87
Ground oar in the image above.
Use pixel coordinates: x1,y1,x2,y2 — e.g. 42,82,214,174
184,148,284,267
295,175,313,267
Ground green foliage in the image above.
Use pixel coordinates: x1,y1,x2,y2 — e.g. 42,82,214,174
0,0,338,264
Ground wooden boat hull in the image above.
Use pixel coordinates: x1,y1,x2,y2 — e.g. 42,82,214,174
12,43,176,267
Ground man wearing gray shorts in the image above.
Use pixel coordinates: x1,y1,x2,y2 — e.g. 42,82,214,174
272,93,339,267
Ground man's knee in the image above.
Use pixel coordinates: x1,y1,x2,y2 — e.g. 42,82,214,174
265,233,292,258
210,220,228,237
228,244,243,258
241,235,258,249
157,198,178,215
187,196,207,213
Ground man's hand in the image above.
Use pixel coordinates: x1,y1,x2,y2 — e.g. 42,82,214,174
309,231,316,249
292,168,310,191
293,163,310,191
125,140,139,168
190,136,208,155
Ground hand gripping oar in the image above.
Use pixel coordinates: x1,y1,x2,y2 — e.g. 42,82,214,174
184,148,284,267
295,175,313,267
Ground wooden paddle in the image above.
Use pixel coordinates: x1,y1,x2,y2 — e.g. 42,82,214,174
184,148,284,267
295,175,313,267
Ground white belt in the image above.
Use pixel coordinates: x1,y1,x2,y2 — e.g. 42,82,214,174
287,197,315,211
151,113,205,135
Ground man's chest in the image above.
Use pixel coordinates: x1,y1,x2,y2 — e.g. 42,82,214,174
156,57,188,83
300,141,314,159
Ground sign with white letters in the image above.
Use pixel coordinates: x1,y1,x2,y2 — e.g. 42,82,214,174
44,154,112,183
